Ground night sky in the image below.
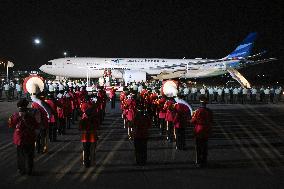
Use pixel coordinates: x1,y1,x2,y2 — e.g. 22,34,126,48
0,0,283,80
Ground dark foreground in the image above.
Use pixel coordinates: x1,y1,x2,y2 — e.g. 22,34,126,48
0,101,283,189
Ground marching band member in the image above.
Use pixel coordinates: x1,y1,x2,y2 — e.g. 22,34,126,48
173,100,191,150
45,94,58,142
8,99,39,175
125,94,136,139
156,95,167,135
191,95,213,168
79,96,98,168
133,103,152,166
164,97,176,142
109,86,116,109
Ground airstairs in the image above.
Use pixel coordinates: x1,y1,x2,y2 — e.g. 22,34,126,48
227,68,251,88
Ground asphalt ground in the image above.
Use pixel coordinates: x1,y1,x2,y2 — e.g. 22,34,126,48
0,100,283,189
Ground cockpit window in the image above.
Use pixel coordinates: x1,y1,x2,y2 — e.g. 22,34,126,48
46,62,52,65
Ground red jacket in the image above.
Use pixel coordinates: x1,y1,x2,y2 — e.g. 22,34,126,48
157,97,166,119
31,102,49,129
109,88,116,99
56,98,66,119
8,110,39,145
173,103,191,129
126,99,136,121
45,99,58,123
79,102,97,142
165,100,175,122
191,107,213,139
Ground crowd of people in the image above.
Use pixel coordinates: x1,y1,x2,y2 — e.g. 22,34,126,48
1,79,283,105
0,80,23,100
4,78,283,176
120,83,212,166
8,83,108,175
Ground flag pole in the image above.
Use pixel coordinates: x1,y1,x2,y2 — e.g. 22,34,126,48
6,62,9,82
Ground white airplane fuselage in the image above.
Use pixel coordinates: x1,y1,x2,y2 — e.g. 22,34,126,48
39,57,236,79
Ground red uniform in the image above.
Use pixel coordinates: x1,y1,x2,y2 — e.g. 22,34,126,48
173,103,190,129
109,88,116,99
125,98,136,121
79,102,97,143
191,107,213,139
8,111,39,145
45,99,57,123
157,97,166,119
165,100,175,122
31,102,48,129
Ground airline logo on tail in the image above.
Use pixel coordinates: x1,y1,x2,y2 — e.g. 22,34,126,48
226,32,257,59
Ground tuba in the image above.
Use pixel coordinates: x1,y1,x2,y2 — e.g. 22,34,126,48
162,80,178,97
162,80,193,115
23,75,51,118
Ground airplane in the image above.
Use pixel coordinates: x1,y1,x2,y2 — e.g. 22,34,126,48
39,32,276,88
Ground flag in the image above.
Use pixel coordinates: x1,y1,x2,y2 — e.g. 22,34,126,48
7,61,14,68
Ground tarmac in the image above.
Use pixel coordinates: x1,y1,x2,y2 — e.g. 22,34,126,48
0,100,283,189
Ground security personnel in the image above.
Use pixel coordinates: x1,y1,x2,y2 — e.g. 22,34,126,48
79,96,98,168
8,98,39,175
191,95,213,168
133,104,152,166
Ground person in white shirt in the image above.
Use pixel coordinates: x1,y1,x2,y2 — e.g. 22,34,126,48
224,87,230,104
48,83,54,93
15,83,22,99
132,82,138,91
183,86,190,102
242,87,248,104
264,87,270,104
191,86,197,101
274,88,281,103
4,82,10,100
208,87,214,103
233,87,239,104
58,82,64,92
251,87,257,104
200,87,206,95
138,84,143,93
217,87,223,103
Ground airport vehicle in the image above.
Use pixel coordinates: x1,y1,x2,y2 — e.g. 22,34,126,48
39,33,275,87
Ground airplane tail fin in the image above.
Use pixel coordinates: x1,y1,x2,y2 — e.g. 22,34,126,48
225,32,257,59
